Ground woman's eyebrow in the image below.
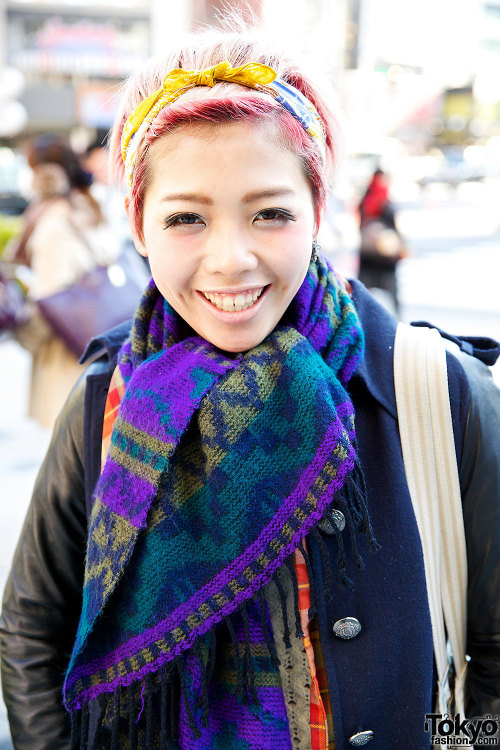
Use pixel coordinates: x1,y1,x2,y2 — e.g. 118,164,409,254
160,193,212,204
242,188,296,203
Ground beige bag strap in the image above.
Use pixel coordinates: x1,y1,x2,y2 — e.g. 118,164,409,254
394,322,468,716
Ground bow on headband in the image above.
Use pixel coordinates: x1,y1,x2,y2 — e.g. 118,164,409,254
121,61,326,186
164,60,277,89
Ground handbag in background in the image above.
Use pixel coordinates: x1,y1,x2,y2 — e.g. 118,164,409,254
37,249,149,357
359,219,405,265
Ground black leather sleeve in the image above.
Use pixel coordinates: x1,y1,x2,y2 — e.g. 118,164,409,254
457,352,500,718
0,374,88,750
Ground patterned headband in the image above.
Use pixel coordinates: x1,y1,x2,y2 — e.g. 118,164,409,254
121,61,327,187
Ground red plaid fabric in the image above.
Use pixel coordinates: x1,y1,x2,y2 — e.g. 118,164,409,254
101,367,332,747
293,547,330,749
310,615,334,747
101,365,125,470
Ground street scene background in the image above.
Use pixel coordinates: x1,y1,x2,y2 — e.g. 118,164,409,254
1,1,500,747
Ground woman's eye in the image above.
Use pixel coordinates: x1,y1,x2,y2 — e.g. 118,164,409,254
254,208,295,223
163,213,204,229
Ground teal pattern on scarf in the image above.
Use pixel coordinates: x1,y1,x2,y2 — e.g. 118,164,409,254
64,257,373,748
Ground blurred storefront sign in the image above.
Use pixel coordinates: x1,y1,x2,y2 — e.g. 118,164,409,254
435,84,500,145
7,12,149,77
3,4,149,133
440,87,474,144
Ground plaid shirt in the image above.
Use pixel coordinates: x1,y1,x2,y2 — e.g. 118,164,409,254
100,365,125,470
293,547,332,749
102,366,332,748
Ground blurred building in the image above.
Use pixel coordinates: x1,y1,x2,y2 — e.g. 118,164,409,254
340,0,500,153
0,0,150,137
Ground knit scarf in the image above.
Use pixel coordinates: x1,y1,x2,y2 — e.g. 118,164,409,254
64,257,374,749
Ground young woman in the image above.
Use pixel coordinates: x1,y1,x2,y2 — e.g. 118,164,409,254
2,24,500,750
11,135,118,428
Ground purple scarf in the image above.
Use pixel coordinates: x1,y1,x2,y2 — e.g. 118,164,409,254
64,257,375,749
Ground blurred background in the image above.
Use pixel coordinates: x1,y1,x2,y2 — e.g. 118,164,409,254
0,1,499,746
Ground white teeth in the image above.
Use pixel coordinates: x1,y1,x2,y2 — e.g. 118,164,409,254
202,288,264,312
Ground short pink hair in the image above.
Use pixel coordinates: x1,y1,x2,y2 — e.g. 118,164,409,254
109,26,345,239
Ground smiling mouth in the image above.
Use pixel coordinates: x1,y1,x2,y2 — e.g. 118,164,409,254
202,287,266,312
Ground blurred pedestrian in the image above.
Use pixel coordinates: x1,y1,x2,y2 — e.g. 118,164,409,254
358,168,405,316
10,135,118,428
83,135,150,275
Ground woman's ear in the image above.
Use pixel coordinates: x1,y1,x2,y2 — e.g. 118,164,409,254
124,194,147,257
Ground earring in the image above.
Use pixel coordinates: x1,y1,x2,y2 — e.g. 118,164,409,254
311,240,321,262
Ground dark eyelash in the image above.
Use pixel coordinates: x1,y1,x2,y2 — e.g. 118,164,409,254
163,213,201,229
260,209,296,221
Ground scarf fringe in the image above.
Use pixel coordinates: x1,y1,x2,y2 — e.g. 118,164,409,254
69,464,378,748
127,681,137,748
69,591,294,747
111,689,120,750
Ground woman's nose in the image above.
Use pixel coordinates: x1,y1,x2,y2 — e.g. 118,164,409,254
202,224,258,277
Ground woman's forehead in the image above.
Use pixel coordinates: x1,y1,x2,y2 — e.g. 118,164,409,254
148,117,280,154
145,119,306,190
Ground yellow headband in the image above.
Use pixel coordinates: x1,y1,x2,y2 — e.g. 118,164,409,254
121,61,276,185
121,60,326,187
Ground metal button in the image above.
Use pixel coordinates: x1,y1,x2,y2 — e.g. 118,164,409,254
333,616,361,639
349,730,373,746
330,509,346,531
318,509,346,534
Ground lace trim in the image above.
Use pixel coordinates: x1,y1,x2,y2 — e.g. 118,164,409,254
265,569,312,750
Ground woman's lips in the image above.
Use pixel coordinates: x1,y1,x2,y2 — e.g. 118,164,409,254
202,287,265,312
196,285,270,319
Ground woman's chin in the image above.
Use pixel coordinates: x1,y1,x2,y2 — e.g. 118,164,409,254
200,330,268,354
188,292,277,353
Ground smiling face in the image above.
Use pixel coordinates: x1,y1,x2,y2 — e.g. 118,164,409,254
127,120,317,353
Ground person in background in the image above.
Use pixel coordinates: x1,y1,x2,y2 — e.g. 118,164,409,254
1,18,500,750
11,135,118,429
83,135,149,273
358,168,405,316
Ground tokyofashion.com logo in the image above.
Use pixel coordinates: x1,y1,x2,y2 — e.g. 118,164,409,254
425,713,500,745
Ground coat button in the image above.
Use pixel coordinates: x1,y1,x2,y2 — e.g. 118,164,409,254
318,509,346,534
333,617,361,639
349,730,373,745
